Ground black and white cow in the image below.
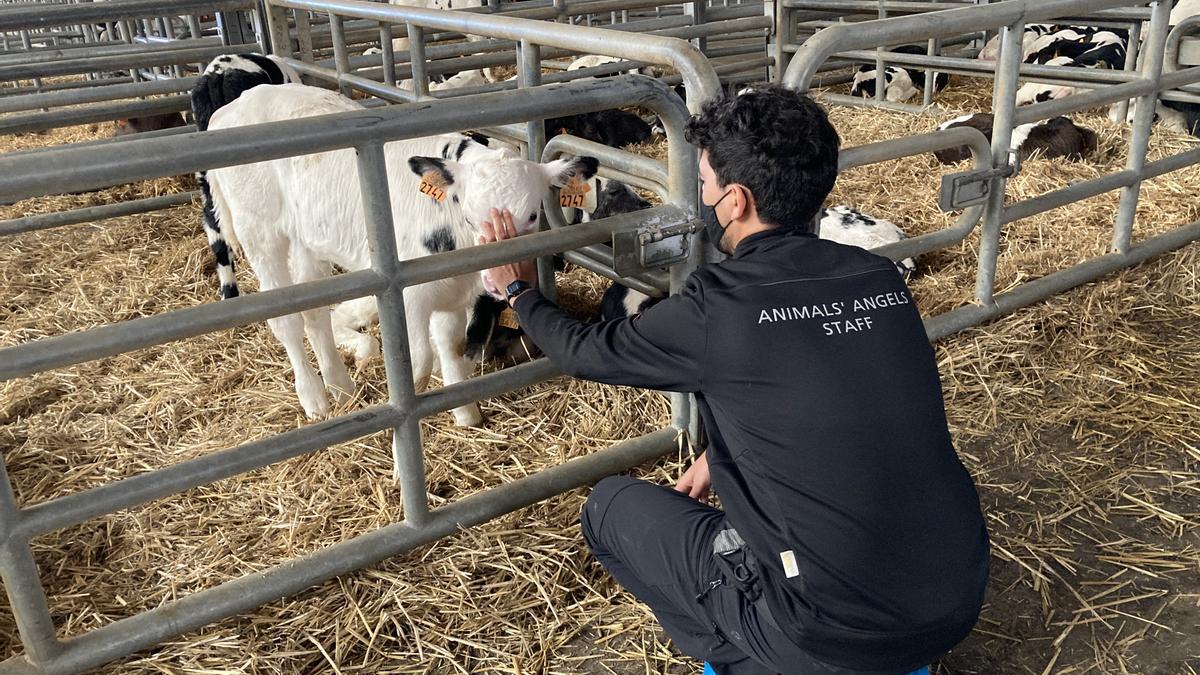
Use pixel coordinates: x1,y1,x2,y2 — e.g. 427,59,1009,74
1016,29,1128,105
817,206,917,280
190,53,301,132
850,45,950,102
204,83,597,423
545,109,653,148
191,53,302,299
934,113,1097,164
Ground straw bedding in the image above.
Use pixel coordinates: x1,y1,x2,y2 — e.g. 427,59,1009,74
1,76,1198,673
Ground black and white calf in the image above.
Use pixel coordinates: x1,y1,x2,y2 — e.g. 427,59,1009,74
191,53,302,299
545,109,653,148
977,23,1054,61
933,113,1097,164
190,53,300,132
204,84,597,425
850,46,950,102
816,206,916,279
1016,31,1128,105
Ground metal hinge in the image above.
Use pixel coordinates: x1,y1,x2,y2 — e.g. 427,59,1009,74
938,162,1017,212
612,219,699,277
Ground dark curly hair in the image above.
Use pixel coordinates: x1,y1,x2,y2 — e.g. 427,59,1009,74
685,84,840,231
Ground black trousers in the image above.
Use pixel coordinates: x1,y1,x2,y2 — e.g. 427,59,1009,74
581,476,905,675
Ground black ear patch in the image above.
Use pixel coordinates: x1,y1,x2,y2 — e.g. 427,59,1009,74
551,155,599,188
408,156,455,185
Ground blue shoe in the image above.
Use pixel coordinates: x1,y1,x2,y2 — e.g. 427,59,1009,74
907,668,931,675
702,663,717,675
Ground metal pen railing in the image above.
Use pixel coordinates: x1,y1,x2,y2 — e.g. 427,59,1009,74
781,0,1200,340
0,73,698,675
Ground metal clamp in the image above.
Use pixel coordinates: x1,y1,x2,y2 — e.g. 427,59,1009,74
938,163,1017,212
612,219,699,277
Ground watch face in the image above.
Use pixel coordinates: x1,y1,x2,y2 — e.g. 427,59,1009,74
506,280,529,298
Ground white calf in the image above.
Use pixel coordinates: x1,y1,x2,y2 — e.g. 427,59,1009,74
205,84,596,424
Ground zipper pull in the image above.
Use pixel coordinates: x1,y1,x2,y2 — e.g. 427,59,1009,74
695,578,724,602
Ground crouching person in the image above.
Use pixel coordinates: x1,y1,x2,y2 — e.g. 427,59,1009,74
482,85,989,674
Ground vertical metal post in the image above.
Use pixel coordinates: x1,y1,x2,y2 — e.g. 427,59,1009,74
264,3,293,59
355,143,430,526
518,39,557,303
873,0,887,105
380,23,397,85
684,0,707,53
186,14,203,43
1112,20,1143,124
329,12,351,98
974,19,1024,306
1114,0,1171,254
922,0,941,108
296,10,314,64
407,23,428,97
0,460,60,667
19,30,43,92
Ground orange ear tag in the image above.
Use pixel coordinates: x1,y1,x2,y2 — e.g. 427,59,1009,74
419,171,448,202
497,307,520,330
559,174,598,213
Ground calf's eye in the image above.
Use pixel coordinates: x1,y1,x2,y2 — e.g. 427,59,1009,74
528,213,538,223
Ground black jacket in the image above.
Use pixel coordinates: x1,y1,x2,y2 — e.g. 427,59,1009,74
513,227,989,670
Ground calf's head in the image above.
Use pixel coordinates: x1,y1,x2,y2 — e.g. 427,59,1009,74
408,154,598,235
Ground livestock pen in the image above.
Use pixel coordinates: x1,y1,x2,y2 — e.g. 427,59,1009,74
2,0,1199,673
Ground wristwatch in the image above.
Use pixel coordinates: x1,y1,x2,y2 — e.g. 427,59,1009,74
505,279,532,303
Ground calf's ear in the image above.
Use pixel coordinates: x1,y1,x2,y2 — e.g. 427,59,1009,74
408,156,457,186
544,155,599,188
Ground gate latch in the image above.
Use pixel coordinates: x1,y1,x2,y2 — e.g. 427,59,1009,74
938,163,1017,212
612,219,699,277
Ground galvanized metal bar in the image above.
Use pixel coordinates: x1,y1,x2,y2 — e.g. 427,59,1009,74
1113,19,1142,125
516,38,557,302
399,206,689,287
927,219,1200,342
270,0,721,110
328,12,352,97
406,23,429,97
354,143,429,516
413,358,561,419
0,36,222,67
379,22,396,85
1113,0,1171,255
32,427,678,675
0,77,688,202
0,461,60,667
561,249,670,295
0,270,385,383
972,18,1023,307
0,43,258,80
1001,170,1139,226
783,0,1144,91
16,405,402,539
0,192,197,238
296,8,315,63
0,94,191,135
264,2,293,57
0,0,257,33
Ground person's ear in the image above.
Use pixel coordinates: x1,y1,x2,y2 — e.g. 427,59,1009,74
731,184,751,221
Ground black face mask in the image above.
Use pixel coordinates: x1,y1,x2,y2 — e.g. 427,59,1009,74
701,189,733,253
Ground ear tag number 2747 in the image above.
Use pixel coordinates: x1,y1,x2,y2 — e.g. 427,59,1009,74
560,175,598,213
419,171,447,202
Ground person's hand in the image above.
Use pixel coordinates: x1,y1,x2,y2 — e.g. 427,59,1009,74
674,451,711,501
480,208,538,302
